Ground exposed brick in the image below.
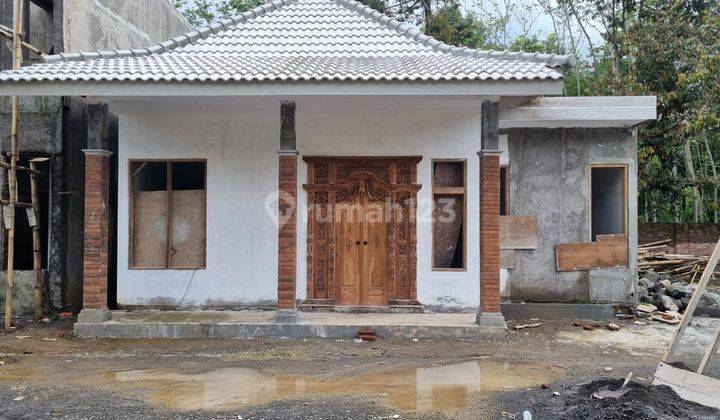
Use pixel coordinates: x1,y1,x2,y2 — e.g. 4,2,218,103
82,153,111,310
480,153,501,313
277,154,297,311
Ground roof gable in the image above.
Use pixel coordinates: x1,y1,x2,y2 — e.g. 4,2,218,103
0,0,575,84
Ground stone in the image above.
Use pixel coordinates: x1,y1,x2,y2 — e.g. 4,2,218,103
606,323,620,331
638,277,654,290
702,292,720,307
679,297,690,311
659,279,672,289
644,270,661,283
666,283,693,299
636,303,657,313
656,295,679,312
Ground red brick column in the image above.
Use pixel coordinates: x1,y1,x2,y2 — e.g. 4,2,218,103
277,152,298,312
480,151,501,314
82,150,112,311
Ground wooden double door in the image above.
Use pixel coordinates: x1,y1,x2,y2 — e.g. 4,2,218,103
337,183,388,306
303,156,421,308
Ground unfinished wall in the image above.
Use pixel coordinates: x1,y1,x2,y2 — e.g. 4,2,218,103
63,0,191,52
0,0,190,314
505,128,638,303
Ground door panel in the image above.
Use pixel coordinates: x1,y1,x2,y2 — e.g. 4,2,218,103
337,204,361,306
362,200,387,305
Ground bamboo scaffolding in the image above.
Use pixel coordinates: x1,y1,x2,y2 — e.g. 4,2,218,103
4,0,23,332
30,158,46,320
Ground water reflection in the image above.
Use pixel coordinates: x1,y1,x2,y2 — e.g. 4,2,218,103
114,361,555,412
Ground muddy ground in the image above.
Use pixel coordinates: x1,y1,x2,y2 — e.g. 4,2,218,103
0,316,718,419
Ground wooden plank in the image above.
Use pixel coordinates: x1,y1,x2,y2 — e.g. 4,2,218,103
653,362,720,409
664,238,720,362
698,322,720,375
500,249,515,269
555,235,628,271
433,186,465,195
133,191,168,268
500,215,538,250
169,190,206,269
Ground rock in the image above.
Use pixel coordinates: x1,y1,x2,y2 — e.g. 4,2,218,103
606,323,620,331
679,297,690,311
583,324,596,331
659,279,672,289
638,277,654,290
644,270,661,283
636,303,657,313
572,321,583,327
702,292,720,306
657,295,679,312
666,283,693,298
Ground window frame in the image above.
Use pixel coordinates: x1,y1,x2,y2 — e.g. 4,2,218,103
431,158,467,272
128,158,208,270
500,164,509,216
589,164,628,242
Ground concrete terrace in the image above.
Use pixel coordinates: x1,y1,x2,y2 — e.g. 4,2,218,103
74,311,506,340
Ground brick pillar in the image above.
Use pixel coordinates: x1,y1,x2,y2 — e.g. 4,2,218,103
477,151,505,327
276,152,299,321
78,149,112,323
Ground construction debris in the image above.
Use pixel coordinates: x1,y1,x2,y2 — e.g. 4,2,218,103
513,323,542,330
638,239,716,283
606,323,620,331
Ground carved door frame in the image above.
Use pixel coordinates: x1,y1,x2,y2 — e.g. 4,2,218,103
302,156,422,307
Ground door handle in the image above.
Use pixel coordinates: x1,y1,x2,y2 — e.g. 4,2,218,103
356,240,361,245
363,241,369,245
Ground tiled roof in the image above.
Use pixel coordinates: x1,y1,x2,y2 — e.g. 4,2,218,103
0,0,574,83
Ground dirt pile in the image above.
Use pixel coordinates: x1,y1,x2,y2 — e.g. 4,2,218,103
559,379,719,419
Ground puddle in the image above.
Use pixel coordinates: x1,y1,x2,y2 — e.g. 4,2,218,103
113,361,558,412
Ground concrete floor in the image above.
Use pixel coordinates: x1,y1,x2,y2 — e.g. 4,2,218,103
75,310,498,340
111,310,479,326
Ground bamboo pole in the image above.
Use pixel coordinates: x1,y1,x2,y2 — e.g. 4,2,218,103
5,0,23,332
30,160,43,320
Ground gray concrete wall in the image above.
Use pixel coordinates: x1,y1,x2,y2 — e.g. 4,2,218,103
63,0,191,52
505,127,638,303
0,0,190,315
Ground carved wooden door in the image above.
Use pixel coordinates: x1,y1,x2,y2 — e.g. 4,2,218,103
337,202,362,306
361,193,387,305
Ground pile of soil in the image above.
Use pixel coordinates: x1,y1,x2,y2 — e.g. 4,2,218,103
559,379,719,419
495,378,720,420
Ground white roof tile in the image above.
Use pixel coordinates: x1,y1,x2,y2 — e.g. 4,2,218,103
0,0,574,83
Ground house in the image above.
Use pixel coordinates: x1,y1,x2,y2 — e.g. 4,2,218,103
0,0,656,329
0,0,190,314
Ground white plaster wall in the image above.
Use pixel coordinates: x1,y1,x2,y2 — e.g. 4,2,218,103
115,98,483,308
116,111,280,306
296,104,482,308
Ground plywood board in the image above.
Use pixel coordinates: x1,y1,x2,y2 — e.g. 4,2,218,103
555,234,628,271
500,216,538,250
500,249,515,269
170,190,206,268
653,362,720,409
133,190,167,267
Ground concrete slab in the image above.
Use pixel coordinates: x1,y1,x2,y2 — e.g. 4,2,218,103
501,303,615,321
73,311,506,340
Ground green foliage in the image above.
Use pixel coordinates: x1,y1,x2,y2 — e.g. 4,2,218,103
172,0,265,26
424,3,490,48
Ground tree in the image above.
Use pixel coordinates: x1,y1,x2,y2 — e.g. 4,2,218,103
172,0,265,26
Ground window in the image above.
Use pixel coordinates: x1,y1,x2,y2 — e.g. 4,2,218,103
130,160,206,269
591,165,627,241
500,165,509,216
432,160,466,270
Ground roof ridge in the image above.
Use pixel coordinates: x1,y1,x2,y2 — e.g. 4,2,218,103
333,0,576,68
41,0,298,64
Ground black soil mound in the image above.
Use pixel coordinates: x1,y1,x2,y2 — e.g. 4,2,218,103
560,379,720,419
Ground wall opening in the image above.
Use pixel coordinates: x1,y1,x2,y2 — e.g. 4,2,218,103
130,160,206,269
432,160,466,270
500,165,509,215
591,166,627,241
13,157,49,270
